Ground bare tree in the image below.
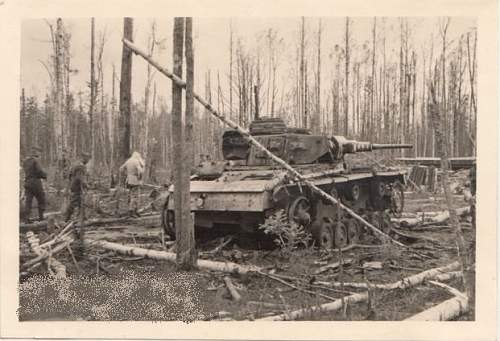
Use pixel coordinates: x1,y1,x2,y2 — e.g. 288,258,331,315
177,17,197,270
344,17,350,136
89,18,96,167
118,18,133,166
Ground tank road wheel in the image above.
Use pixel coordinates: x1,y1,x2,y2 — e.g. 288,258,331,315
334,221,349,248
345,183,361,202
312,218,335,249
346,218,362,244
161,198,176,240
288,196,312,227
390,181,405,217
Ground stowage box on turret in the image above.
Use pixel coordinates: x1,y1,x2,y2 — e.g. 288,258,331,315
162,117,412,249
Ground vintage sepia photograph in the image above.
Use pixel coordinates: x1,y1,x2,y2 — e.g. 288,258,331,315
15,15,481,323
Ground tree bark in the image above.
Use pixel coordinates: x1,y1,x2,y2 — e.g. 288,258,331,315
119,18,133,166
177,17,197,270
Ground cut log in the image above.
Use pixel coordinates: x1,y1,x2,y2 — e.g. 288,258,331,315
404,295,468,321
223,276,242,301
83,239,260,274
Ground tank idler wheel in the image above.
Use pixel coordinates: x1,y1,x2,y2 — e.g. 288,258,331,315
312,218,335,250
288,196,312,227
390,181,405,217
346,218,362,244
334,221,349,248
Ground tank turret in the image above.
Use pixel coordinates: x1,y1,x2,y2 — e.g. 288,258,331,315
222,117,412,165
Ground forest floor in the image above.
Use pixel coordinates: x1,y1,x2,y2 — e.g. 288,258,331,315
18,169,475,321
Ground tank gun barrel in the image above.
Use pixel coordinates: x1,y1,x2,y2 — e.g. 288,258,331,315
371,143,413,150
331,136,413,156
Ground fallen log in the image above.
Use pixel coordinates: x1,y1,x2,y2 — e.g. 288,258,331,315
25,231,67,278
223,276,242,301
23,235,74,270
434,271,462,282
257,292,369,321
258,261,462,321
247,301,292,310
20,214,161,232
314,258,353,275
83,239,260,275
392,207,470,228
404,295,468,321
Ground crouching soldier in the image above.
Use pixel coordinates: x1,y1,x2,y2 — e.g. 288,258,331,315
65,152,91,222
22,147,47,222
119,151,145,217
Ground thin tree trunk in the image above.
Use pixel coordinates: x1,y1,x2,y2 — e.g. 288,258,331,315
89,18,96,167
344,17,350,136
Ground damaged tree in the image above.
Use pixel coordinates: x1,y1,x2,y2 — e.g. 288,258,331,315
172,17,197,270
118,18,133,167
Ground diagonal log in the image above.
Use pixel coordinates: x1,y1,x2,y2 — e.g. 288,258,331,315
83,239,260,275
122,38,405,248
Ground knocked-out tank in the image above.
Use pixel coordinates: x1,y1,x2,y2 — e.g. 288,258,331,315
161,117,412,249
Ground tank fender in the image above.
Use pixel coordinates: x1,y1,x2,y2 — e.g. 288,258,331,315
272,183,314,206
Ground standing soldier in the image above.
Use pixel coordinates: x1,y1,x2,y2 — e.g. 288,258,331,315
119,151,145,217
65,152,91,222
22,147,47,222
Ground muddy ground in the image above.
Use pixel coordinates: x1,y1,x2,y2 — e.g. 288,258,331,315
18,170,475,321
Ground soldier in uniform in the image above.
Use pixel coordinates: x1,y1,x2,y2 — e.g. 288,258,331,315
64,152,91,222
119,151,145,217
22,147,47,222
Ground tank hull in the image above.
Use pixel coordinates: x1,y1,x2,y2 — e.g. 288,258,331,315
162,165,406,247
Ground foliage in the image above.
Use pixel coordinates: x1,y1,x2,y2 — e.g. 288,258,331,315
258,209,311,255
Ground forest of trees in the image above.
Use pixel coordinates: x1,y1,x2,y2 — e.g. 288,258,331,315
20,17,477,185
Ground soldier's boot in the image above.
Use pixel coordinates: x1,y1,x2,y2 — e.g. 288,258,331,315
38,208,45,221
